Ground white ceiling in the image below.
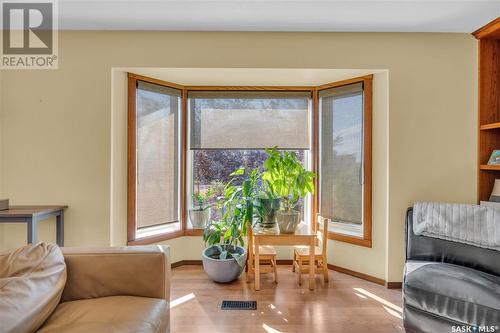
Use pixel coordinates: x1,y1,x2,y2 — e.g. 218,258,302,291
60,0,499,32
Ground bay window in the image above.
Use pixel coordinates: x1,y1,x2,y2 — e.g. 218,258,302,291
127,73,372,247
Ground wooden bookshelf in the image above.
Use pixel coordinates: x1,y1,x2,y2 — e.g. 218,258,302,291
473,17,500,202
480,165,500,171
480,122,500,130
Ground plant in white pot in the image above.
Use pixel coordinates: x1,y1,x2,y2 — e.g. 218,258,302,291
202,168,259,283
189,186,214,229
262,147,316,234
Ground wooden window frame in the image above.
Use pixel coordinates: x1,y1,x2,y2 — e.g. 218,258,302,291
127,73,186,245
314,75,373,248
127,72,373,247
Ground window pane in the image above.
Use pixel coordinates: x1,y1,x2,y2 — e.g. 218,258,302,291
136,81,180,230
191,149,306,224
188,91,312,229
189,91,310,149
319,83,364,237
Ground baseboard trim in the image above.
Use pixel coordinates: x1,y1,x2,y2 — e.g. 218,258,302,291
327,264,385,286
171,261,185,268
182,260,204,265
172,260,202,267
171,259,400,288
276,259,293,265
385,282,402,289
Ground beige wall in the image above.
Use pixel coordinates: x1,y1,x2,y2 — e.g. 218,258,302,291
0,69,3,198
386,40,477,281
0,69,3,243
0,32,477,283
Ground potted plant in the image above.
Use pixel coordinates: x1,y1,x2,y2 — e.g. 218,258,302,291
262,147,315,233
189,185,214,228
255,191,280,228
202,168,259,283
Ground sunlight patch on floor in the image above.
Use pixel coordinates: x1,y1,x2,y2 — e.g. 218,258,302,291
170,293,196,309
383,305,403,319
269,304,288,321
263,323,282,333
353,288,402,313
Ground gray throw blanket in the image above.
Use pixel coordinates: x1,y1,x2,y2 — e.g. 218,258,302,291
413,202,500,251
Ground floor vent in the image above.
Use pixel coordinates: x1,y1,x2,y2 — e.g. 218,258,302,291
221,300,257,310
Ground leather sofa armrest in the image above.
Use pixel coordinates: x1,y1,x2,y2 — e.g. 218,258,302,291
60,245,170,302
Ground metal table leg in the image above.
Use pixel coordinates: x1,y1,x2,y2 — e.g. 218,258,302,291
27,218,37,244
56,211,64,246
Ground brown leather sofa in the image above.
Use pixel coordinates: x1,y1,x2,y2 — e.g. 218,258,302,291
0,243,171,333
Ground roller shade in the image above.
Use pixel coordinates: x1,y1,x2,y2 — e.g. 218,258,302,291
319,82,364,225
189,91,311,150
135,80,181,228
137,80,181,97
318,82,363,98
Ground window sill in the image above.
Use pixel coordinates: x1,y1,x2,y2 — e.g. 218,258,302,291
329,221,363,237
184,229,204,236
136,222,181,239
128,230,185,245
327,232,372,248
127,227,204,245
129,228,372,247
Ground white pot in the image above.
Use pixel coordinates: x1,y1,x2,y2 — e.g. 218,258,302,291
189,208,211,228
276,210,300,234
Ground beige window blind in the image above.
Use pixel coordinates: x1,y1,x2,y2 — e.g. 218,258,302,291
189,91,311,150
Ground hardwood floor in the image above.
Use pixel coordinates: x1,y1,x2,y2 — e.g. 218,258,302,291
171,265,404,333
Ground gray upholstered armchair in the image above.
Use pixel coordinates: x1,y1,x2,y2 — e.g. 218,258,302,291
403,207,500,332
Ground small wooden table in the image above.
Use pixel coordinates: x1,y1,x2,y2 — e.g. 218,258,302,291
0,206,68,246
251,223,316,291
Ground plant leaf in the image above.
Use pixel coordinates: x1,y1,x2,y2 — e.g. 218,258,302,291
230,168,245,176
231,253,245,268
220,250,228,260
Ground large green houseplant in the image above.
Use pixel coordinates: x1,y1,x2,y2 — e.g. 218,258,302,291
262,147,315,233
202,168,260,283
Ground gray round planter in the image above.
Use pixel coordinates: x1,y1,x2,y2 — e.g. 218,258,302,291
202,245,247,283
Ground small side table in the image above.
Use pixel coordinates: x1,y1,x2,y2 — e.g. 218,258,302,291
0,205,68,246
250,222,317,291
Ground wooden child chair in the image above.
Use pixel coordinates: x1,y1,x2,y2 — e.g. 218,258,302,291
292,215,329,285
246,225,278,283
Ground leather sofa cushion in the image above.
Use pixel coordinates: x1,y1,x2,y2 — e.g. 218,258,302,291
37,296,169,333
0,243,67,333
404,261,500,325
404,304,462,333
